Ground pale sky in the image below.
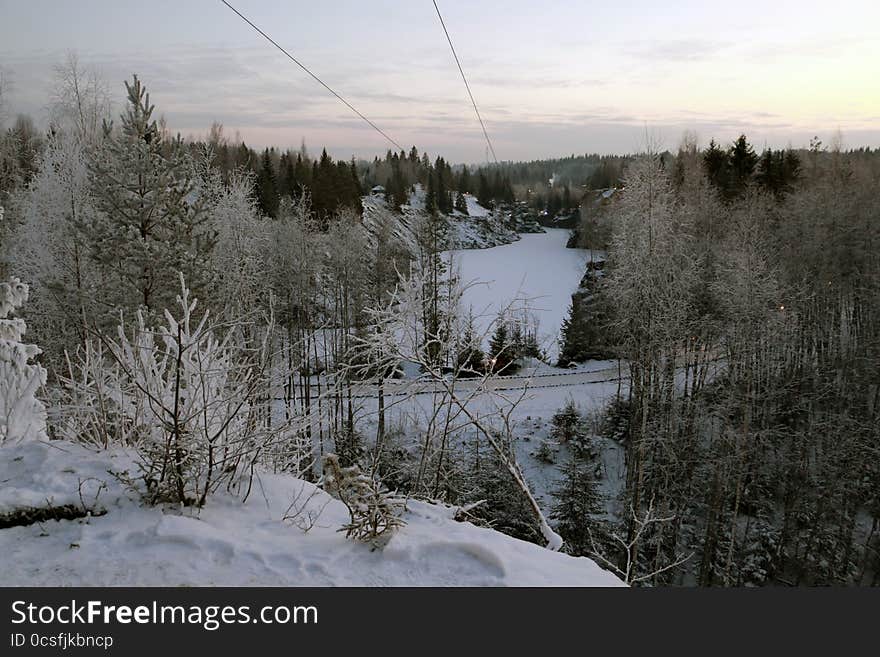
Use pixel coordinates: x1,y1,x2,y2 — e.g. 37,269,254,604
1,0,878,163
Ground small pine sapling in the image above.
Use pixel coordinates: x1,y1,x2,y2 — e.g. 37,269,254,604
322,453,404,547
551,398,593,458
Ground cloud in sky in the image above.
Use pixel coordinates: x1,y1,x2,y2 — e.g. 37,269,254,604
1,0,877,163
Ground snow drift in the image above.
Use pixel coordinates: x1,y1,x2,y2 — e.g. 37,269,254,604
0,440,623,587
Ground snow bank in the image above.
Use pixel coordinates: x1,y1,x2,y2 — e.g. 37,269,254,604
0,440,623,586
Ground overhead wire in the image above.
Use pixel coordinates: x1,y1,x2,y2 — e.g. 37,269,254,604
431,0,499,164
220,0,405,151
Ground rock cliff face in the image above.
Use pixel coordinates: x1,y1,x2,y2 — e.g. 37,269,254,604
360,190,545,253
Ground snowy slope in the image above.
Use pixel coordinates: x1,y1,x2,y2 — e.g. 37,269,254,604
0,440,623,587
463,193,489,217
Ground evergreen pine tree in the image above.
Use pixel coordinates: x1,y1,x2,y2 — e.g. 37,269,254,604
755,149,779,194
87,74,215,326
510,321,524,362
311,149,335,223
278,152,292,198
391,163,408,210
384,176,394,205
521,328,541,359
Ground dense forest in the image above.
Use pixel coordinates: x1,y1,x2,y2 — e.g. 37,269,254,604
556,133,880,585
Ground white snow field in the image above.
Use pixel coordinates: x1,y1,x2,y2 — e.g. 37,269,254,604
449,229,603,361
0,440,623,586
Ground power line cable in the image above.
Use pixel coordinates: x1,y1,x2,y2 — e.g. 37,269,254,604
221,0,405,151
431,0,498,164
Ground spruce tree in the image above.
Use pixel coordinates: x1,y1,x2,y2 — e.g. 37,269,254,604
459,165,471,194
425,169,438,214
728,134,757,197
550,456,605,556
510,321,524,362
456,314,485,377
294,153,310,194
521,328,541,359
488,316,516,373
477,172,493,209
551,398,592,457
558,298,589,365
391,163,408,210
703,139,730,198
257,148,280,217
280,151,297,199
454,191,468,215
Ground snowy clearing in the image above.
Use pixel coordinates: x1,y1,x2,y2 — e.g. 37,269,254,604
449,229,603,361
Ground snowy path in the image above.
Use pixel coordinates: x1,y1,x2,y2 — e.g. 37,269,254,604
366,363,625,398
294,361,626,399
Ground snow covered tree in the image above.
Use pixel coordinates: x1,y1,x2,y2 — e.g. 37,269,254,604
602,150,697,568
191,148,268,321
48,52,110,145
0,278,48,443
86,75,216,329
11,128,97,367
454,190,468,215
63,275,304,505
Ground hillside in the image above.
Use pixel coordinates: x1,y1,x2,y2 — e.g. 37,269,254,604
0,440,623,587
361,186,544,252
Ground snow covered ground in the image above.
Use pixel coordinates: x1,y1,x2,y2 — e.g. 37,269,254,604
0,440,623,586
449,229,603,361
